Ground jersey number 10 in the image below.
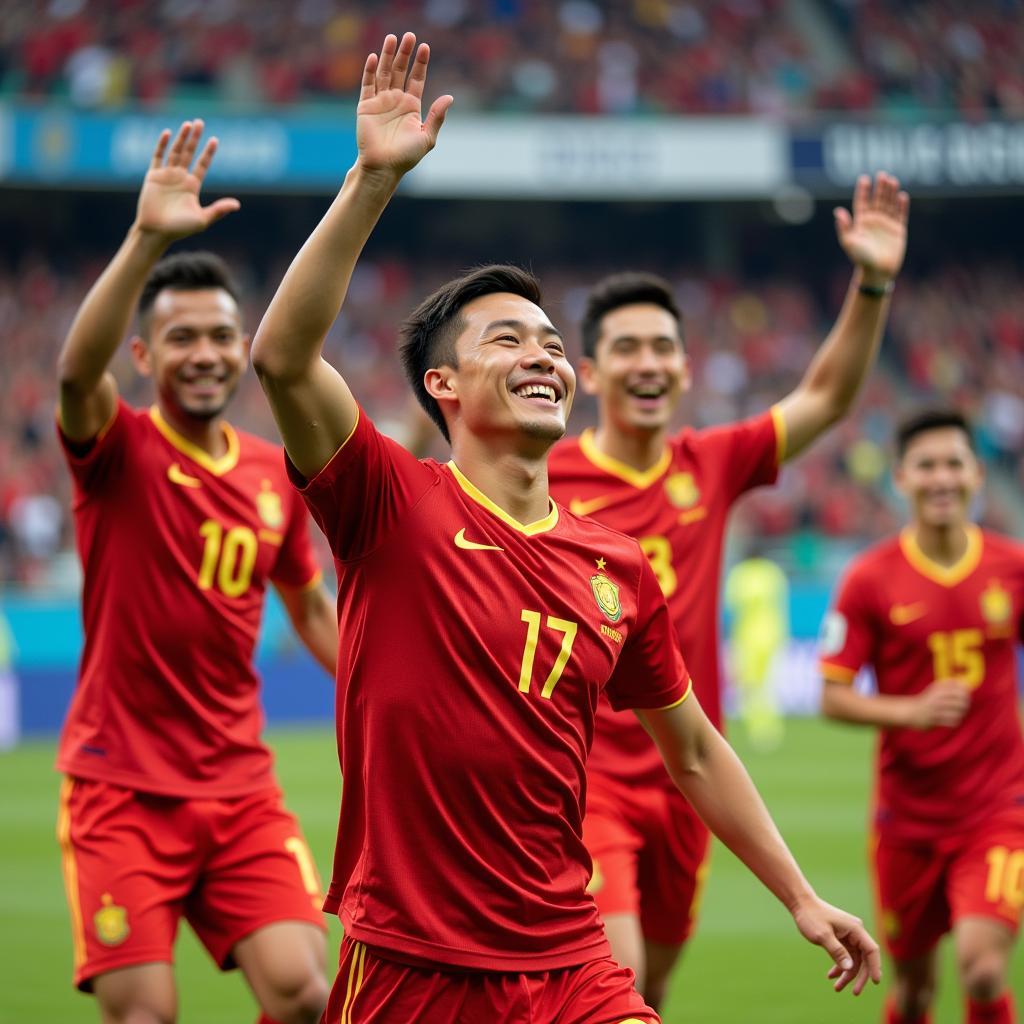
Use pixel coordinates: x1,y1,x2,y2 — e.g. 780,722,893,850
197,519,258,598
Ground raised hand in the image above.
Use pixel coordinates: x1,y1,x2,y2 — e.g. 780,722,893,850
791,895,882,996
356,32,453,179
834,172,909,283
135,120,240,241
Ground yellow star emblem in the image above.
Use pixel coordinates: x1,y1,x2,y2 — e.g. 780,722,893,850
595,557,606,571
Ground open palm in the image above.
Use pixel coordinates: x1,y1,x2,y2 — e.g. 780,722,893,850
835,173,909,280
356,33,452,177
135,120,239,240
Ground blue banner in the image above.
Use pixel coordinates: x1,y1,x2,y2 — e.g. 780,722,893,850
791,119,1024,193
0,104,358,190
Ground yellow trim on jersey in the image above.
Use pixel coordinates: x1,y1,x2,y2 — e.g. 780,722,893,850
579,429,672,490
149,405,240,476
55,399,121,445
655,677,693,711
340,941,368,1024
899,524,982,588
299,569,324,592
56,778,86,971
770,404,788,464
447,461,559,535
820,661,857,685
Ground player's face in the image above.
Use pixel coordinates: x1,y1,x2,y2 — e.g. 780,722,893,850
580,303,689,434
896,428,982,529
133,288,248,421
433,292,575,446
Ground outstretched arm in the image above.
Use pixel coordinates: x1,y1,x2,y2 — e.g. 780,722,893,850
638,697,881,995
775,173,909,461
251,32,452,479
57,121,239,441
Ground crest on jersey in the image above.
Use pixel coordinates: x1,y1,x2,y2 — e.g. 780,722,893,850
664,472,700,510
590,559,622,623
256,479,284,529
980,580,1012,628
94,893,129,946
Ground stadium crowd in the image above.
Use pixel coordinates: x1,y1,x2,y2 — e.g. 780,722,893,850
3,0,1022,116
2,252,1022,586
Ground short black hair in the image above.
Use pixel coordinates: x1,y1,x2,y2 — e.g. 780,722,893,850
580,272,682,359
896,409,975,458
138,251,241,336
399,264,543,443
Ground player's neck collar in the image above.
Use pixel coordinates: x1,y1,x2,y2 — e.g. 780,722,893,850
447,460,559,535
579,429,671,490
899,523,982,587
149,405,240,476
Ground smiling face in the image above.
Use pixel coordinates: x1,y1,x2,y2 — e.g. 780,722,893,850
895,426,982,530
131,287,248,422
425,292,575,448
580,302,689,435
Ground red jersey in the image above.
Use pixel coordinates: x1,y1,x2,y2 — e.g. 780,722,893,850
548,410,782,787
819,526,1024,842
292,410,690,972
57,401,321,798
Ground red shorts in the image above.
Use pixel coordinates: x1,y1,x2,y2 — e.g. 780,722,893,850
57,777,326,990
874,808,1024,961
584,778,710,946
323,938,659,1024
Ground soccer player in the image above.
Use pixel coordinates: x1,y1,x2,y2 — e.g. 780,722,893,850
820,410,1024,1024
251,31,881,1022
55,121,337,1024
546,177,909,1003
724,549,790,751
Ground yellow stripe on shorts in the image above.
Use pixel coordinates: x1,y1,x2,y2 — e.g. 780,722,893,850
340,941,368,1024
56,778,87,970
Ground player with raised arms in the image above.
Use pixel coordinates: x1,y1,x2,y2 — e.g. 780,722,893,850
252,30,881,1023
546,171,908,1007
820,410,1024,1024
55,121,337,1024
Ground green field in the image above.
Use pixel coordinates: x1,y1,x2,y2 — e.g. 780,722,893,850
2,719,1019,1023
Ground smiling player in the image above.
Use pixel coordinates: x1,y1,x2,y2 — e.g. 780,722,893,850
547,175,909,1005
251,30,881,1023
821,410,1024,1024
55,121,337,1024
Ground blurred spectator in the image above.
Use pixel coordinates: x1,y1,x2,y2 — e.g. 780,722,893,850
2,0,1018,115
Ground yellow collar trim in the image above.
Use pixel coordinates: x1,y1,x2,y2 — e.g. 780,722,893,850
447,461,559,536
899,524,982,587
579,429,672,490
149,406,239,476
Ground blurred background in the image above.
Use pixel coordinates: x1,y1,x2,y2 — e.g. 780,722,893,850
3,0,1023,737
1,2,1023,1020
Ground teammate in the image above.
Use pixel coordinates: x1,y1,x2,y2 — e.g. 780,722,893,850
546,175,909,1003
252,31,881,1023
55,121,337,1024
820,410,1024,1024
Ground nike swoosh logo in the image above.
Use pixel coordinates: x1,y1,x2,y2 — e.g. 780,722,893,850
569,495,618,517
454,528,504,552
167,462,202,488
890,602,927,625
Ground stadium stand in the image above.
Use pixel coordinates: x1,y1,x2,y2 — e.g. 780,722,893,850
2,0,1021,115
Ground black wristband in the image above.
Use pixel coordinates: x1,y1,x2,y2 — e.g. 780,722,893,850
858,280,894,298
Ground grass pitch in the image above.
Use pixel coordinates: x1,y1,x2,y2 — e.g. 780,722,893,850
1,718,1018,1022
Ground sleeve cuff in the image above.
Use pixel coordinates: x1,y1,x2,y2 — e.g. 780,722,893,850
819,661,857,685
